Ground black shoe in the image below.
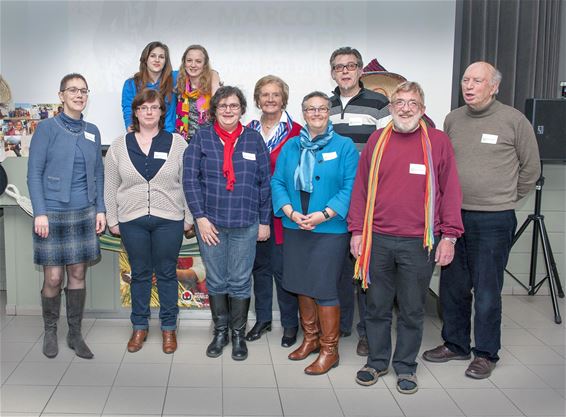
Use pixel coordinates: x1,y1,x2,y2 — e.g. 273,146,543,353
245,321,272,341
281,326,298,347
340,330,352,338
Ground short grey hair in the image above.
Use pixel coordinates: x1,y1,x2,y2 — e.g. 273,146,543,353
301,91,331,110
390,81,425,105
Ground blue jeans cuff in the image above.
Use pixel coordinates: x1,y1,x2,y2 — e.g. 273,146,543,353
161,324,177,331
133,324,149,331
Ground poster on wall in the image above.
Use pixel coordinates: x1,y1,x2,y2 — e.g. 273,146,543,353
0,102,61,159
100,234,209,309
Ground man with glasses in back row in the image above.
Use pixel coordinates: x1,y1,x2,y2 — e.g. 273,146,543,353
328,47,391,356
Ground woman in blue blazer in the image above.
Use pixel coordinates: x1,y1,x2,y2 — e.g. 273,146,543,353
271,91,359,376
27,73,106,360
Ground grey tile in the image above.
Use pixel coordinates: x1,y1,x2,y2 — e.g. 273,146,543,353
102,387,165,416
103,386,166,415
506,345,565,365
223,363,276,387
446,388,522,416
223,387,282,416
168,363,221,387
221,342,272,365
502,388,566,416
5,361,68,385
60,362,120,386
44,385,111,414
501,328,545,346
335,388,404,416
163,387,222,415
424,363,495,388
0,384,56,413
280,388,343,416
85,325,132,344
172,341,219,364
0,324,43,342
526,364,566,389
114,362,171,386
0,341,34,362
489,363,550,388
0,361,19,384
391,388,464,416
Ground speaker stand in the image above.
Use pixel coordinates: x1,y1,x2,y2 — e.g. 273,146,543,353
505,163,564,324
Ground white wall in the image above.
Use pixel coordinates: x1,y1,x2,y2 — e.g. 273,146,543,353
1,0,456,145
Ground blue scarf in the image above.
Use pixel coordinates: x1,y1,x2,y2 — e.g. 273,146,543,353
293,122,334,193
247,111,293,153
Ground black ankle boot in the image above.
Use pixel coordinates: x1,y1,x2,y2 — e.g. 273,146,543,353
207,294,229,358
229,297,250,361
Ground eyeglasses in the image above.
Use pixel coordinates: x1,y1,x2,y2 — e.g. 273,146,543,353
136,105,161,113
61,87,90,96
303,106,329,115
391,99,421,110
217,103,241,112
332,62,358,72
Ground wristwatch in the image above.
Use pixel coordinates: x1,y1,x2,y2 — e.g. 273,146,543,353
321,209,330,220
442,236,457,245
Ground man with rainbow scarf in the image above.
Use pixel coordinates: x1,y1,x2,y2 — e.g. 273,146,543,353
347,81,463,394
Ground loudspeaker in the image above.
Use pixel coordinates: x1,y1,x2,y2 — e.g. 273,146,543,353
524,99,566,162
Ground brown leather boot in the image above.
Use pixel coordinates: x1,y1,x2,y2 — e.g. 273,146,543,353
127,329,148,353
304,305,340,375
162,330,177,354
288,296,320,360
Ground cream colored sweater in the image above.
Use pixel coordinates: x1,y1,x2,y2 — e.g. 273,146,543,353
104,133,192,227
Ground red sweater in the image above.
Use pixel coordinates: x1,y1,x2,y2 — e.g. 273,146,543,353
348,126,464,239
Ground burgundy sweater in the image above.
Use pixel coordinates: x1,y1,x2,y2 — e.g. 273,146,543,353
348,126,464,239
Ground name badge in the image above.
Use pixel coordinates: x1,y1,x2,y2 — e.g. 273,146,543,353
348,117,363,126
84,131,95,142
409,163,426,175
322,151,338,161
242,152,256,161
154,152,168,160
481,133,498,144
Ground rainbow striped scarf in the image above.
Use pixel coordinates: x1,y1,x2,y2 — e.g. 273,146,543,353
353,119,435,289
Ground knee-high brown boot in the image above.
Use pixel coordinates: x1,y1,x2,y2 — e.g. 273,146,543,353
288,295,320,360
304,305,340,375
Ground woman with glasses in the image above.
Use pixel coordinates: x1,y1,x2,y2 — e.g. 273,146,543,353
271,91,359,375
122,41,177,133
28,73,106,359
105,88,193,354
245,75,302,347
183,86,271,361
175,45,221,142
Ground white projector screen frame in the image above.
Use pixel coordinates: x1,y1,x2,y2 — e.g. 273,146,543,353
1,0,456,145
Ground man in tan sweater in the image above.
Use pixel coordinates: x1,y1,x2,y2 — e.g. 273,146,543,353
423,62,540,379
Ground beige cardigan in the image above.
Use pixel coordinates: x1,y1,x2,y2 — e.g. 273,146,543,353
104,132,192,227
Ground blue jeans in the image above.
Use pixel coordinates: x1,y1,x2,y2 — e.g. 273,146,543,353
440,210,517,362
365,234,437,375
197,222,258,299
120,216,184,331
252,223,298,328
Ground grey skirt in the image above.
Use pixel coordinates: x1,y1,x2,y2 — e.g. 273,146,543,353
33,206,100,266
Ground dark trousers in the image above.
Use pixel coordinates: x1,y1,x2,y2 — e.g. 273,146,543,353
252,228,299,328
339,253,367,336
120,215,184,330
440,210,516,362
366,234,437,375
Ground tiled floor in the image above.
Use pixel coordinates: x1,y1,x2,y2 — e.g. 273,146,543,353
1,292,565,417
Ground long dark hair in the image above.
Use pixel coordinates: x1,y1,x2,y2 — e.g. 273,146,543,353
133,41,173,101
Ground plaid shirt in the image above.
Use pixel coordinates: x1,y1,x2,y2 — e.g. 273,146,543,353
183,125,272,228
